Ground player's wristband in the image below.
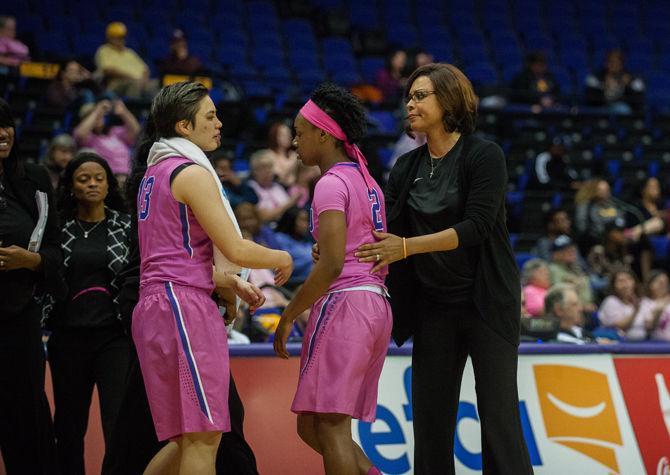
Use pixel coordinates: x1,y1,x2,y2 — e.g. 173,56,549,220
402,237,407,259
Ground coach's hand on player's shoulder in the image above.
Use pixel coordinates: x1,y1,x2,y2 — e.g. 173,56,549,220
274,251,293,287
311,243,320,264
273,315,292,359
355,230,404,274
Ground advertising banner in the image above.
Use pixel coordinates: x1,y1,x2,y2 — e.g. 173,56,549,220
352,355,647,474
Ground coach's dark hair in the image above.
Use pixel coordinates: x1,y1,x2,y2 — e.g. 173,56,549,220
58,152,126,220
309,83,367,145
405,63,478,135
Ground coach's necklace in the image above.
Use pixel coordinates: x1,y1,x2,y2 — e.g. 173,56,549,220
76,218,104,238
429,153,446,179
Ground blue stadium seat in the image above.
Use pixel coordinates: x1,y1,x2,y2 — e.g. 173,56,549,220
218,30,249,50
359,56,385,83
552,66,574,96
18,16,45,36
626,53,654,76
515,253,535,270
321,37,354,58
368,110,398,134
188,40,213,62
650,236,670,260
349,2,380,31
217,46,248,68
286,36,319,56
323,55,357,75
72,32,103,58
386,25,419,48
330,70,361,87
288,51,321,72
146,37,168,62
466,62,499,88
104,5,137,25
36,31,73,58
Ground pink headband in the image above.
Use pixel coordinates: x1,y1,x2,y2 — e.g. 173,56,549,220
299,99,375,191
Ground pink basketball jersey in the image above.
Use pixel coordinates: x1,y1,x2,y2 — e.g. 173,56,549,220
309,162,388,292
137,157,214,292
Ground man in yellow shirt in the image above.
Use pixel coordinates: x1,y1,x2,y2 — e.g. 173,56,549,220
95,22,157,98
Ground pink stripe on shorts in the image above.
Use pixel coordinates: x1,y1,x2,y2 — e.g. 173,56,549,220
291,287,392,422
132,282,231,441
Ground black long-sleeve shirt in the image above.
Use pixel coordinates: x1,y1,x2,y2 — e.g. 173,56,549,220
386,135,521,346
0,163,65,319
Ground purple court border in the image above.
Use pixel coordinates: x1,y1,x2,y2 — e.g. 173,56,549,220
229,342,670,357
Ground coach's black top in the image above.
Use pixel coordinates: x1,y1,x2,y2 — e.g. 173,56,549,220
406,135,475,303
385,134,521,346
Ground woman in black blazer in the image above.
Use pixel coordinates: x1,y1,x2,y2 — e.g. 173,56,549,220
356,64,533,474
0,98,64,474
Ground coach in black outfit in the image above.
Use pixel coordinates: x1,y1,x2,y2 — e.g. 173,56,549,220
356,64,533,474
0,98,64,474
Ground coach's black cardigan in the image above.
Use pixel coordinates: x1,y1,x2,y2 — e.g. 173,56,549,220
385,134,521,347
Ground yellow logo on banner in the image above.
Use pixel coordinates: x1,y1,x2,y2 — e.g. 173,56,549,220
534,365,623,473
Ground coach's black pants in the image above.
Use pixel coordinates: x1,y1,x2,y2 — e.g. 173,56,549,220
0,303,57,475
412,300,533,475
101,345,259,475
48,325,132,475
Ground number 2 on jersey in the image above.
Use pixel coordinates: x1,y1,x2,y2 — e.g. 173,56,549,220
368,189,383,231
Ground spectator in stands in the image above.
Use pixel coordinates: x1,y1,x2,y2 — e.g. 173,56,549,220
234,201,281,249
588,218,635,295
375,48,408,103
157,29,203,77
235,203,305,337
45,60,97,111
527,136,579,191
94,22,156,99
359,63,533,473
0,98,63,474
549,234,596,312
533,208,587,268
522,258,551,317
73,99,141,184
43,134,77,190
267,121,299,187
626,177,668,237
544,284,596,344
509,51,560,110
412,49,434,70
585,49,645,114
287,162,319,209
247,149,299,224
0,16,30,67
598,269,656,340
574,178,625,253
646,270,670,340
274,206,313,284
45,152,132,474
210,149,258,209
